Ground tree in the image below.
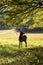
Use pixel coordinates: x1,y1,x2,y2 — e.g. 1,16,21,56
0,0,43,29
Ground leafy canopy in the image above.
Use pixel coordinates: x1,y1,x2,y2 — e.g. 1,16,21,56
0,0,43,29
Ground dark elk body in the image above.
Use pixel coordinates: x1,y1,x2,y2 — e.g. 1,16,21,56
19,32,27,48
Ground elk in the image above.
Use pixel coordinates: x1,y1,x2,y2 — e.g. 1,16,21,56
19,31,27,48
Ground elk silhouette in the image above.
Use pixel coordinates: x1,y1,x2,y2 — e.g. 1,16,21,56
19,31,27,48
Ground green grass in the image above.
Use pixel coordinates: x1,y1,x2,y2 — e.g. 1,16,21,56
0,40,43,65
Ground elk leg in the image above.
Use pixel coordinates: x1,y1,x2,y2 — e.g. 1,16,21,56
21,42,22,48
25,41,27,47
19,41,20,48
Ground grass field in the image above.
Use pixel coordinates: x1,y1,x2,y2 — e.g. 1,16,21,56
0,30,43,65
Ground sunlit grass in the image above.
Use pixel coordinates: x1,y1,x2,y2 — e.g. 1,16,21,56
0,42,43,65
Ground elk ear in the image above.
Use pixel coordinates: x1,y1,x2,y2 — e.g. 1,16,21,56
22,32,25,34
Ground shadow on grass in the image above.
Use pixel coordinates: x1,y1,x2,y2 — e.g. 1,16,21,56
0,44,43,65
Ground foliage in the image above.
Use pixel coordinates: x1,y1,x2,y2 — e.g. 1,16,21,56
0,0,43,28
0,43,43,65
